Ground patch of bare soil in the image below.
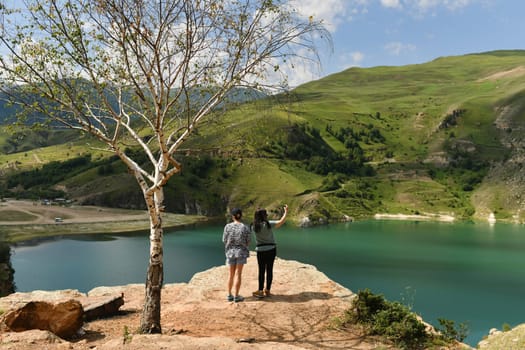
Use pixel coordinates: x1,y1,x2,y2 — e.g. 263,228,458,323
0,200,207,242
477,66,525,82
0,200,148,225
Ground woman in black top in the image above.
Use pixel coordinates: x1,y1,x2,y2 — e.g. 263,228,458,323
251,204,288,298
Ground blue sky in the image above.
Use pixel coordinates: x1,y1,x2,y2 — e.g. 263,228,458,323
1,0,523,89
288,0,525,86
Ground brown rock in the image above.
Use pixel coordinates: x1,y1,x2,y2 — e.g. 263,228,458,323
0,289,125,322
82,294,124,321
0,329,66,350
0,289,85,311
3,299,83,339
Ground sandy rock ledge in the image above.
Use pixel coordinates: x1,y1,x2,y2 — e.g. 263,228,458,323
0,256,476,349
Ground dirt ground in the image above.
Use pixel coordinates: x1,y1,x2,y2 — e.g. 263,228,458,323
81,258,378,350
0,199,150,225
0,199,207,242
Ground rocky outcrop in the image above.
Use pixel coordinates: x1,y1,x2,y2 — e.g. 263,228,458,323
0,256,474,349
478,325,525,350
83,293,124,321
3,299,83,339
0,289,124,342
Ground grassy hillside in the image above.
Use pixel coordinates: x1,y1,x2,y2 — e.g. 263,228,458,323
2,50,525,224
293,50,525,160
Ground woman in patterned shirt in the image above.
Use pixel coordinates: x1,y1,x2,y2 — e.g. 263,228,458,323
223,207,251,302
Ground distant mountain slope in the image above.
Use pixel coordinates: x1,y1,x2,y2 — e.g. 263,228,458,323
2,50,525,224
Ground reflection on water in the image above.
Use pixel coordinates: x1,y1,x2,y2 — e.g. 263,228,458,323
11,220,525,346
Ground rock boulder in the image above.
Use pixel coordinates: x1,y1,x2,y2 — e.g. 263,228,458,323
3,299,83,339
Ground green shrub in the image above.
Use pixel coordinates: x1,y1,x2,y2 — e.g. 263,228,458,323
352,288,387,323
373,304,427,349
502,323,512,332
318,174,342,192
351,289,430,349
348,289,469,349
436,318,468,342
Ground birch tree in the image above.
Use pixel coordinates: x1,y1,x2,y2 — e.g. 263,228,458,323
0,0,330,333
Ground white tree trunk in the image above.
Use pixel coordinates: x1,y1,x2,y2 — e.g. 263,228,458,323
140,188,164,333
0,0,330,335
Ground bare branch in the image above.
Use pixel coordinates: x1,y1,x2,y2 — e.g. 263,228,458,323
0,0,330,334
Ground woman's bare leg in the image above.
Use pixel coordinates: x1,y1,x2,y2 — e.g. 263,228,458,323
234,264,244,296
227,264,236,296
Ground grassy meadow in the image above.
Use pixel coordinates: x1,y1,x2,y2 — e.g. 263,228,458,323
1,50,525,224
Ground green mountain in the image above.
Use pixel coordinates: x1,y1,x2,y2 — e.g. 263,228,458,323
2,50,525,225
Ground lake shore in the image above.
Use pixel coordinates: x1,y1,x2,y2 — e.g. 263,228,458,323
1,199,484,244
0,199,208,243
374,212,456,222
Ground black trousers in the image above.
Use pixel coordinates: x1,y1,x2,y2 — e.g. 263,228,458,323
256,247,277,291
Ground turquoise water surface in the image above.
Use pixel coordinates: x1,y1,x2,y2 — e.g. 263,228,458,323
11,220,525,346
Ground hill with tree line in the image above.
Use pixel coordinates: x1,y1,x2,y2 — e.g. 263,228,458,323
1,50,525,225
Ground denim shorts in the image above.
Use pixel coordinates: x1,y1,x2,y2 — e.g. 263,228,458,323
226,256,247,265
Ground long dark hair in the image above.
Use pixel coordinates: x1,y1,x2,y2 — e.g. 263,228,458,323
252,208,270,233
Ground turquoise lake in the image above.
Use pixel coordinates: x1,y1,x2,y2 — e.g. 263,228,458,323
10,219,525,346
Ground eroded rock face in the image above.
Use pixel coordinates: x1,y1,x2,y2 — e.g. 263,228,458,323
3,299,83,339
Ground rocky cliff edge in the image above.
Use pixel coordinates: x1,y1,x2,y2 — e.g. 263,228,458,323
0,255,484,349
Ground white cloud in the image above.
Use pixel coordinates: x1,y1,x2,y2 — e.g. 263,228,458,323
380,0,476,13
256,47,326,89
336,51,365,71
288,0,371,32
381,0,402,9
349,51,365,65
286,49,327,87
285,63,320,88
442,0,474,11
288,0,347,32
384,41,416,55
405,0,475,13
